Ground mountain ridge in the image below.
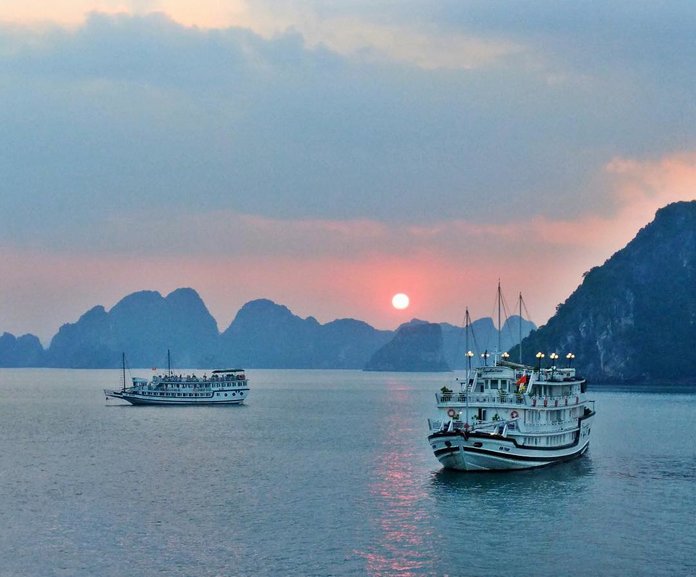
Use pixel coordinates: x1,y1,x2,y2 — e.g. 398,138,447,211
0,294,532,370
4,201,693,379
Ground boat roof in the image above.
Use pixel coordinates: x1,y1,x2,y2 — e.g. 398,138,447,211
211,368,245,374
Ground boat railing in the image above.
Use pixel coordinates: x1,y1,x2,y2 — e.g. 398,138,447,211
436,392,527,405
428,417,580,436
436,392,584,407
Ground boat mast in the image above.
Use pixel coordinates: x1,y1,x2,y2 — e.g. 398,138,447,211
121,352,126,392
465,307,471,382
519,292,523,364
464,307,471,426
497,279,502,358
167,349,172,377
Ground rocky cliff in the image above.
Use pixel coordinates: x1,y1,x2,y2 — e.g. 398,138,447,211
510,201,696,383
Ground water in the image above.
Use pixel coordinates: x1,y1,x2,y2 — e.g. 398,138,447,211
0,369,694,577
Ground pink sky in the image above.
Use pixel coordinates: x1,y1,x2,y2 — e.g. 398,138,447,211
2,152,693,344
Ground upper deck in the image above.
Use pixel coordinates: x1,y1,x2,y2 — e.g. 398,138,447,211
440,362,585,407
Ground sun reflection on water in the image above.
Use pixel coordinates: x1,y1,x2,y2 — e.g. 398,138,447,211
356,382,440,576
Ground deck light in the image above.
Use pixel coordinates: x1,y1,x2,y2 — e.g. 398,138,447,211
481,351,490,366
535,352,544,371
566,352,575,367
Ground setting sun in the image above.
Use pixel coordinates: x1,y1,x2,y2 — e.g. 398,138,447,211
391,293,410,310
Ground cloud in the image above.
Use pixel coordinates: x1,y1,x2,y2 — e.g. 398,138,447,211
2,9,693,240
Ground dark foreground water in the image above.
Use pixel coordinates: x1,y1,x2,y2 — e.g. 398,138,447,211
0,369,694,577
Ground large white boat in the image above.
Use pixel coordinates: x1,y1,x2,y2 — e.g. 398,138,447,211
427,359,595,471
427,288,595,471
105,354,250,406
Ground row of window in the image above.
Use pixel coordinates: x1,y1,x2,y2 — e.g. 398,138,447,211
138,391,245,398
524,433,573,446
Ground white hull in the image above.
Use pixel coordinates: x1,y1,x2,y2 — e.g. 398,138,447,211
428,359,595,472
105,389,248,406
105,367,250,406
429,427,591,471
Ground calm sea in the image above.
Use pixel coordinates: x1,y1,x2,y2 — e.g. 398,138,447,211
0,369,694,577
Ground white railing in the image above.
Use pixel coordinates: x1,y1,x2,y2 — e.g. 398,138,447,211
436,392,527,405
436,392,583,408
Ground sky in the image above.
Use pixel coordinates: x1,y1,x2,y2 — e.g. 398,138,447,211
1,1,695,344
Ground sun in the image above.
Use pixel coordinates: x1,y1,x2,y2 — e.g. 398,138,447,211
391,293,410,310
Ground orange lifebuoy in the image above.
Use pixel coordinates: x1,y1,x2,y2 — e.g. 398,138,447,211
510,410,519,419
447,408,456,418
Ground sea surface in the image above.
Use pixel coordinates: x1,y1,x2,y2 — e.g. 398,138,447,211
0,369,694,577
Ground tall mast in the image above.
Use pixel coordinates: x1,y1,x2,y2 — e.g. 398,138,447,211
167,349,172,377
464,307,473,389
519,292,523,364
121,352,126,392
497,279,502,355
465,307,470,364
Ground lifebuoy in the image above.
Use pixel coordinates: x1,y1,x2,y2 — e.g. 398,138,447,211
510,410,519,419
447,408,456,418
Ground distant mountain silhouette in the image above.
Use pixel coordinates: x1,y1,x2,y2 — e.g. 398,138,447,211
217,299,392,368
509,201,696,383
365,321,449,372
46,288,219,368
0,291,534,370
0,332,45,367
363,315,536,372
